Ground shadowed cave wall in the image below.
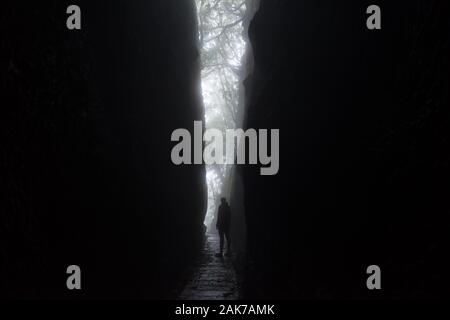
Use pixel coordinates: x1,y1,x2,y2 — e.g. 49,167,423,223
241,0,450,299
1,1,206,298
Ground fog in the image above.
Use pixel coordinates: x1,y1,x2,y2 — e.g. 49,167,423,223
195,0,248,231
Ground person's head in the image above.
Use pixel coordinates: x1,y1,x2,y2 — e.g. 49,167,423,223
221,197,227,204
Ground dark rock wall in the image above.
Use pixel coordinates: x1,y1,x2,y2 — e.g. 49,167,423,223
242,0,450,298
1,1,206,298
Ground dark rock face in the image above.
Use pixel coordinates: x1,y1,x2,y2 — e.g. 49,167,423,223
242,0,450,298
1,1,206,298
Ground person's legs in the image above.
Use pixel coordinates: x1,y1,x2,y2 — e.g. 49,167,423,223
225,229,231,255
219,230,224,255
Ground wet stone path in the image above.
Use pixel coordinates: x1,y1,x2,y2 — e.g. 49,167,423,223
178,233,238,300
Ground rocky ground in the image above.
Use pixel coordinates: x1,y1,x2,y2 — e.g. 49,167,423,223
178,234,238,300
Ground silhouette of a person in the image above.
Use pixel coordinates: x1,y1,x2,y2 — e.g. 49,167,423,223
216,197,231,257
